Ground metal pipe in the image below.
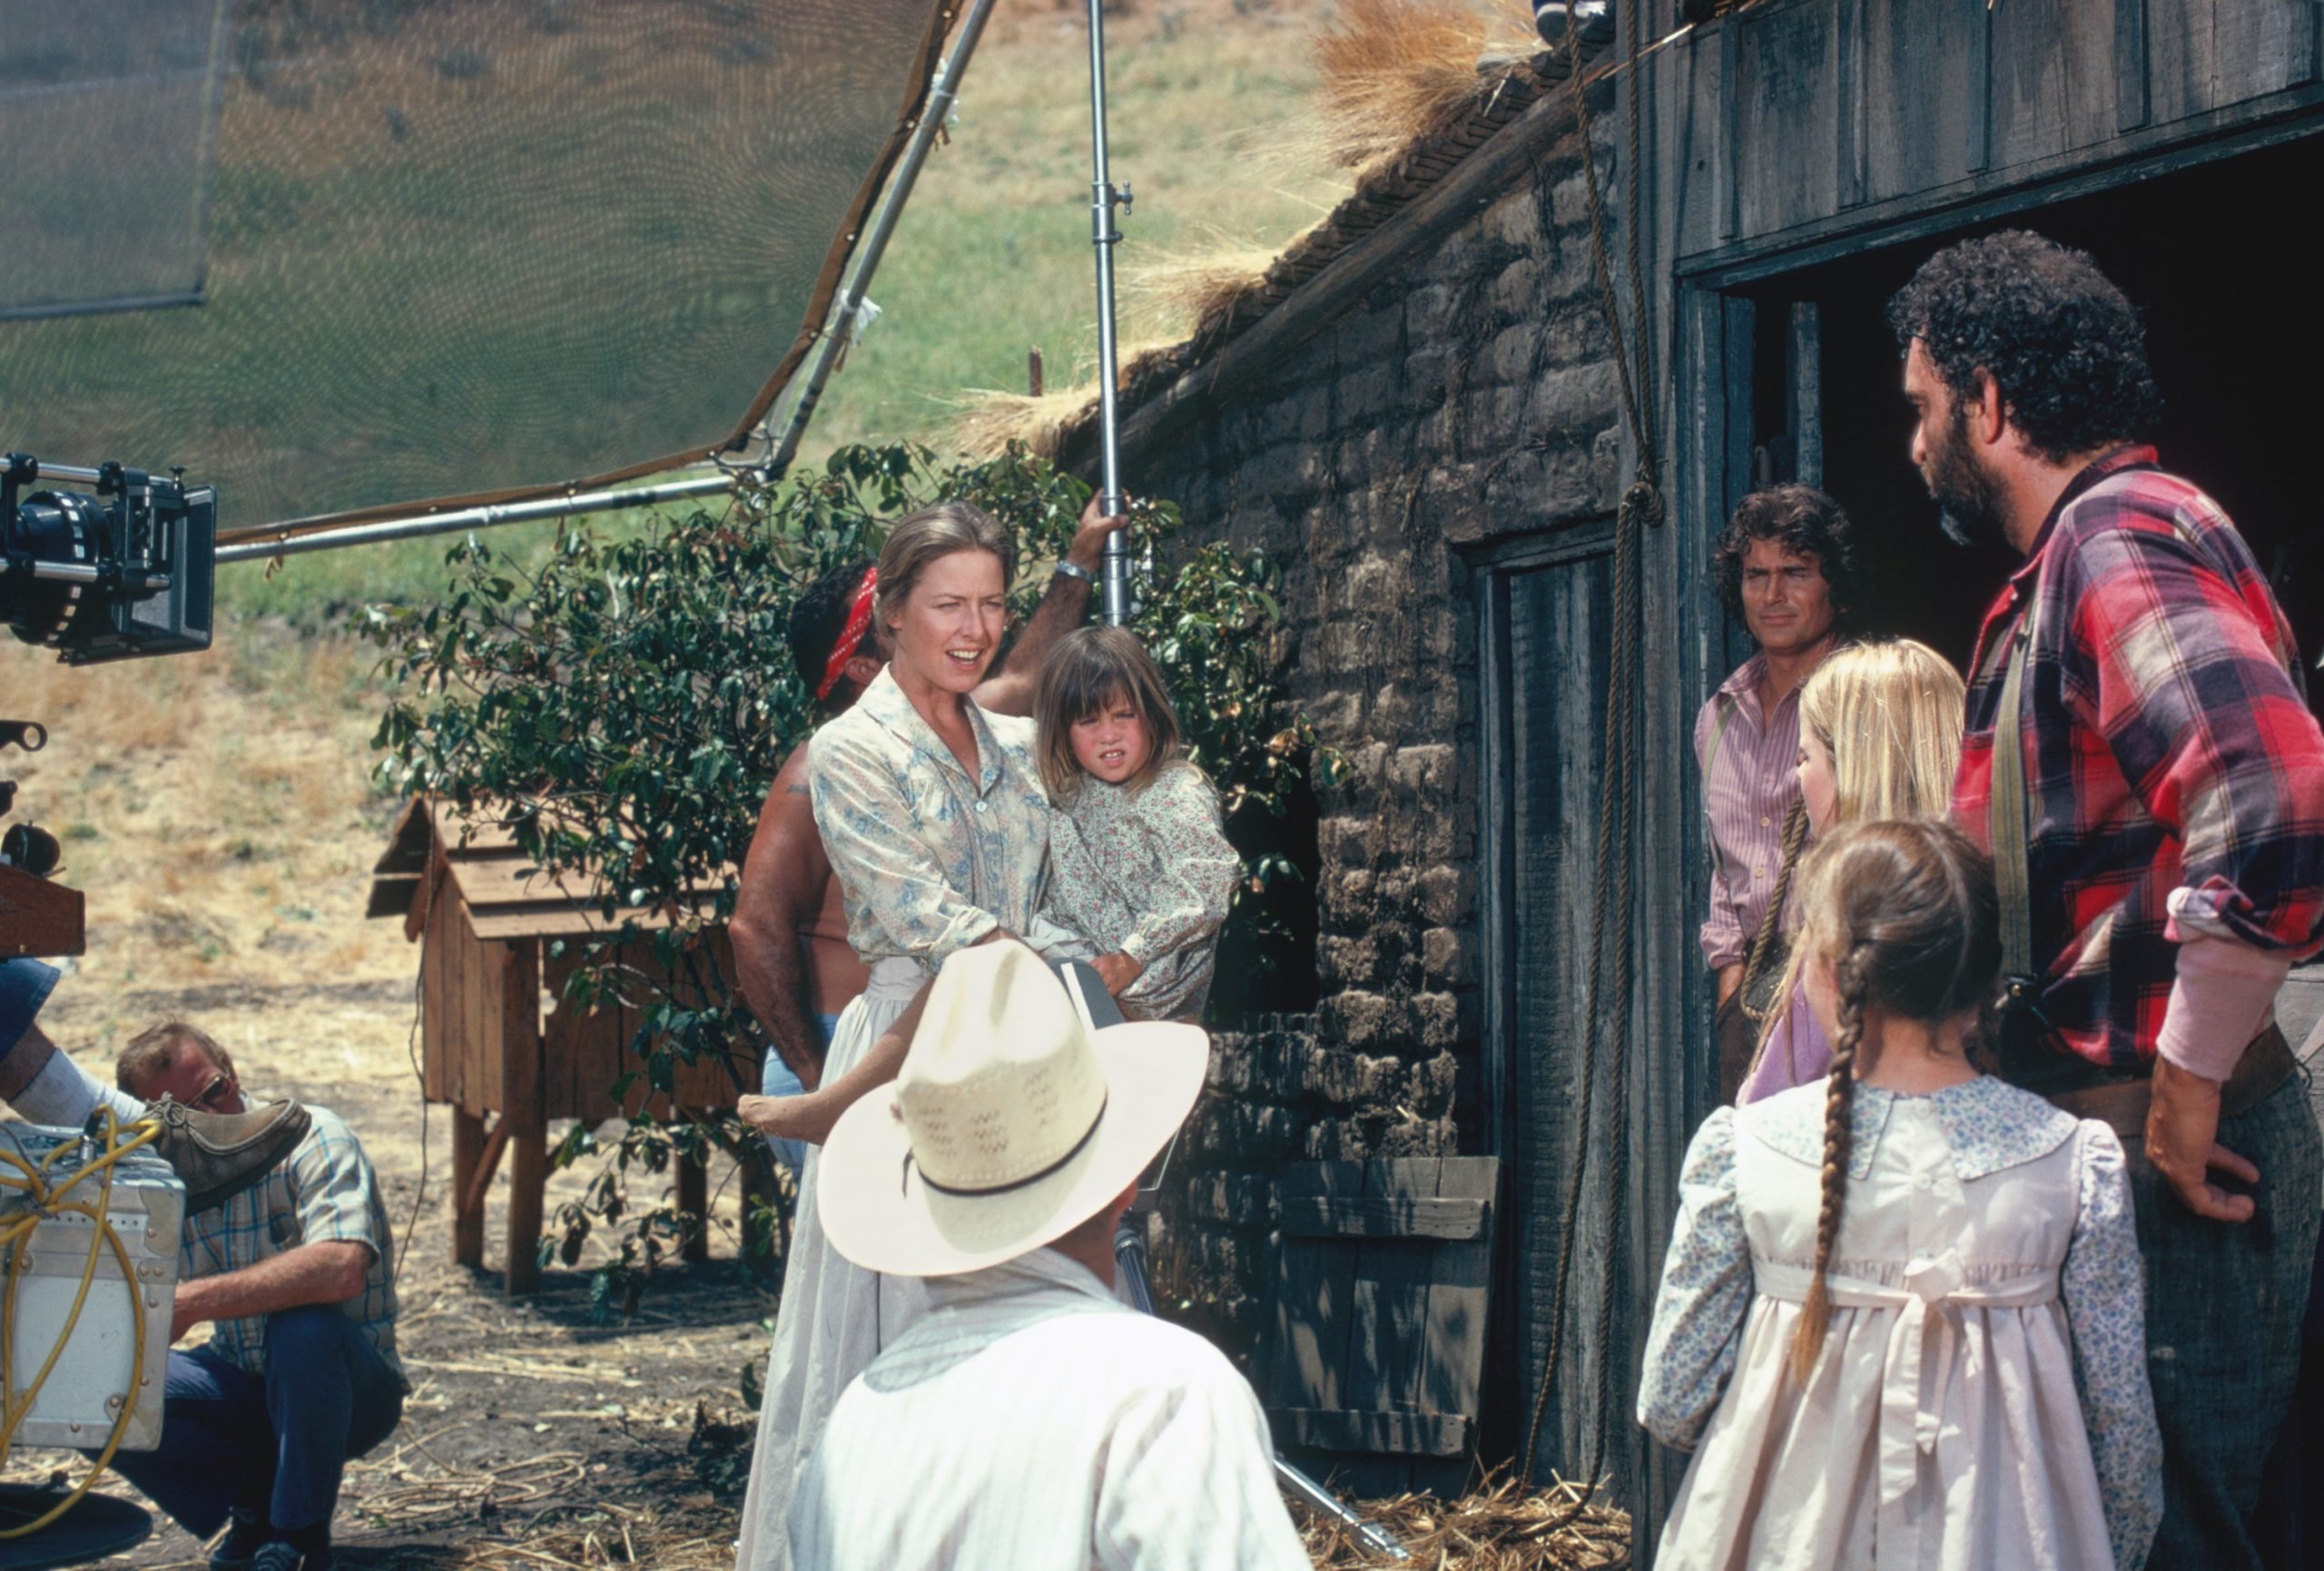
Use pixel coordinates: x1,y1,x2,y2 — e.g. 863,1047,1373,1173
212,473,735,565
763,0,1000,478
1085,0,1132,626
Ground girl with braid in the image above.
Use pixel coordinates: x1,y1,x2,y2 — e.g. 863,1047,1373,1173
1738,639,1965,1104
1640,820,2161,1571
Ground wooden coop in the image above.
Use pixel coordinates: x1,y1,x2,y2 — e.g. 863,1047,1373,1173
368,798,743,1294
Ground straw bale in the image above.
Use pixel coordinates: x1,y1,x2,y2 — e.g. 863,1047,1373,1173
944,339,1187,461
1306,0,1539,176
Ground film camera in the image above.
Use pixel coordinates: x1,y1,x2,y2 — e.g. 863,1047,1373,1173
1,453,214,666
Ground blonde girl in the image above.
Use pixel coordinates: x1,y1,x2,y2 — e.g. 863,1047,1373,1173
1033,625,1240,1022
1738,638,1965,1102
1641,820,2160,1570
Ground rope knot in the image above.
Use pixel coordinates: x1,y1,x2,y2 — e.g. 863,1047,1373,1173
1620,478,1664,530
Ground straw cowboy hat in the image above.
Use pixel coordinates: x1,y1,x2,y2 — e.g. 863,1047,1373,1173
819,941,1207,1277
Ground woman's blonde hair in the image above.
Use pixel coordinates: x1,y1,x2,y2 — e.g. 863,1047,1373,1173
872,501,1014,636
1797,639,1966,823
1033,625,1184,800
1784,820,2002,1384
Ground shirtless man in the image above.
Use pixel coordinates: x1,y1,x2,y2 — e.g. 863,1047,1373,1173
729,496,1128,1157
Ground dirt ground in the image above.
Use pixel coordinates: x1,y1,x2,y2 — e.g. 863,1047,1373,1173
3,631,777,1567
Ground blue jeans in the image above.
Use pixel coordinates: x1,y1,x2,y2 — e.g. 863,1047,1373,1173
2133,1071,2323,1570
759,1014,838,1178
103,1304,404,1538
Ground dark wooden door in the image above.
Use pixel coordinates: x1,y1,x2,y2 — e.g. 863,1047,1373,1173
1479,522,1640,1500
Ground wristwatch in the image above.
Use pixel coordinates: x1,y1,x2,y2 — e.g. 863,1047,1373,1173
1052,559,1097,585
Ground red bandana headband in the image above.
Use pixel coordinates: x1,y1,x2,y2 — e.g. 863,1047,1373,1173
816,566,879,701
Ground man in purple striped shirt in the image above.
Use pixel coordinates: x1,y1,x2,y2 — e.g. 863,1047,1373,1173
1698,485,1859,1101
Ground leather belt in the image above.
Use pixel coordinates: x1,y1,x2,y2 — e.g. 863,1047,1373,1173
2039,1021,2298,1140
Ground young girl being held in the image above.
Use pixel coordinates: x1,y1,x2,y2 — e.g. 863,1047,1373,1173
1640,820,2160,1571
1033,626,1240,1022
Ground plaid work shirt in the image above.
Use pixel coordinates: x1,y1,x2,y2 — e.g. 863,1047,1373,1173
1953,446,2324,1069
186,1102,406,1389
1695,653,1808,970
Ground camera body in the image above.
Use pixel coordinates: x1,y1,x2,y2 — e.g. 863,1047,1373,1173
1,454,215,666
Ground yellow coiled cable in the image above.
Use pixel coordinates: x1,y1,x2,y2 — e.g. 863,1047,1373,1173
0,1107,162,1537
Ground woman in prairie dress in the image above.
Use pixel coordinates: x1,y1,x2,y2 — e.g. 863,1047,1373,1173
734,502,1054,1571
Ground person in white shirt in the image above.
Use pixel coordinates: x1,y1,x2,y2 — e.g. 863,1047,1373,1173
786,940,1310,1571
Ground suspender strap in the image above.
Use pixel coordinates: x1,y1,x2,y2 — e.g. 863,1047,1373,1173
1701,692,1736,782
1991,578,2043,977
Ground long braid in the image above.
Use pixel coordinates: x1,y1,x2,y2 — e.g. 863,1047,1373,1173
1788,948,1866,1385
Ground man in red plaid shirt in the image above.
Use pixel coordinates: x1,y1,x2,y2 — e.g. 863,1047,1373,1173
1891,230,2324,1570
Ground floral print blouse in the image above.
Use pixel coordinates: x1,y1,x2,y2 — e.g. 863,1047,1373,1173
1041,763,1240,1021
807,669,1050,971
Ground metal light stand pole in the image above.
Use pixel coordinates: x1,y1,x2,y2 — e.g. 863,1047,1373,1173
1084,0,1133,627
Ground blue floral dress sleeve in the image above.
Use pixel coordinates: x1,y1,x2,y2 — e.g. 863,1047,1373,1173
2061,1120,2162,1571
1638,1108,1749,1452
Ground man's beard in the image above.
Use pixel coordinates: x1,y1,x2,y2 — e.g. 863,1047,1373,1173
1925,409,2008,552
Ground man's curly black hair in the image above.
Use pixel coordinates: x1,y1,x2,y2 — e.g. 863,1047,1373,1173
787,556,877,694
1886,231,2160,465
1711,484,1863,633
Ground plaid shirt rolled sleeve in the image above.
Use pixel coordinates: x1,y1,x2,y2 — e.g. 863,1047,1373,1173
1953,447,2324,1068
187,1103,406,1390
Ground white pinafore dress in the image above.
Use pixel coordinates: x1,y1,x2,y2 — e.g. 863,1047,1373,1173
1640,1075,2162,1571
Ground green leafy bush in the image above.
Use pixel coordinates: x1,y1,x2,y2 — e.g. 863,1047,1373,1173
360,443,1337,1309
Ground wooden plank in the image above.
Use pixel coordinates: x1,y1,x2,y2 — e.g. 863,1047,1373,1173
1419,1158,1500,1425
1967,0,1994,172
1730,0,1840,240
1835,0,1866,208
1276,1195,1486,1241
365,873,423,922
1342,1161,1436,1435
459,1114,513,1218
1263,1163,1366,1412
500,938,546,1297
1861,0,1980,202
1788,301,1823,488
1267,1408,1472,1458
0,864,84,958
450,1106,487,1268
2115,0,2152,133
1990,0,2120,168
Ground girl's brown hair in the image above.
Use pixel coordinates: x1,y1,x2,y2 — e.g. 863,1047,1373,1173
872,501,1014,636
1033,625,1185,800
1785,819,2002,1383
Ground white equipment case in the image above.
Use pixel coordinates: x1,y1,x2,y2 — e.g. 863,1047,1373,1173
1,1121,183,1452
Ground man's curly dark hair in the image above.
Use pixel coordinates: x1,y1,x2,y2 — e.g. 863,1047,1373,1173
786,557,876,693
1886,231,2160,465
1711,484,1863,632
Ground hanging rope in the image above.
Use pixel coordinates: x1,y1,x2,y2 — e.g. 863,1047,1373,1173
1738,794,1810,1025
1518,0,1664,1495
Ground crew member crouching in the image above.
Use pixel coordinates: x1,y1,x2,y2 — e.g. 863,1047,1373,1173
2,961,403,1571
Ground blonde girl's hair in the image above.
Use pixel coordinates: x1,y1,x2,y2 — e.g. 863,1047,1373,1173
1798,639,1967,823
1033,625,1185,800
872,501,1014,637
1750,640,1970,1077
1785,820,2003,1384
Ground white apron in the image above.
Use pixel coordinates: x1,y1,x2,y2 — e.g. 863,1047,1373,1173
735,957,929,1571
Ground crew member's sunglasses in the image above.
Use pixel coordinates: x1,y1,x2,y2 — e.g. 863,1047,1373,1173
192,1070,236,1111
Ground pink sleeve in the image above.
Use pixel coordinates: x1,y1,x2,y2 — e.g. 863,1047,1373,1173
2154,934,2291,1082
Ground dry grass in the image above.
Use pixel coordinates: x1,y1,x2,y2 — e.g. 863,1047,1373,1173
943,338,1187,460
1307,0,1540,174
1127,241,1295,347
1301,1473,1632,1570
